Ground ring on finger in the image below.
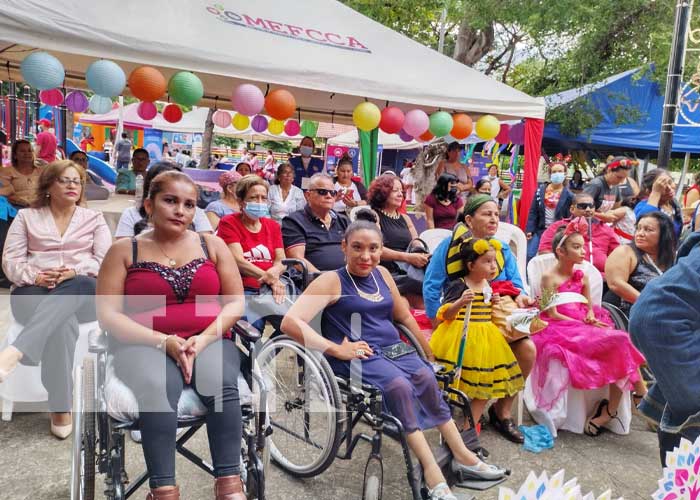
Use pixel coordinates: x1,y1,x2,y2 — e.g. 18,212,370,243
356,349,365,357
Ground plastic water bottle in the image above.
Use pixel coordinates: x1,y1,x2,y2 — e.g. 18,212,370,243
134,174,144,207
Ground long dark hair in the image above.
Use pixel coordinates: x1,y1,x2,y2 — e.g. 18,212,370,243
635,212,677,271
432,172,459,202
134,161,183,235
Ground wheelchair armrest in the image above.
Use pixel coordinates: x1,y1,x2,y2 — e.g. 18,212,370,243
232,320,262,342
88,328,108,354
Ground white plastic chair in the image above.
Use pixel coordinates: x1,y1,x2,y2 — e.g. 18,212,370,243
495,222,529,296
523,253,631,437
418,228,451,253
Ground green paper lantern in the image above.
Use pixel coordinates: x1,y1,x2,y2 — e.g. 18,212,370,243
429,111,454,138
168,71,204,107
300,120,318,137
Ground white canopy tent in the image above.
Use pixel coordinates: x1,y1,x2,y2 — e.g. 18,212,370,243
0,0,544,123
328,128,421,150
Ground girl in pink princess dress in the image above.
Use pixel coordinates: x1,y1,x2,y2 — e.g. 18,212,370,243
532,217,646,436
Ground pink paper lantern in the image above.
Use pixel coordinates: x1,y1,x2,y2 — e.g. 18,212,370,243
403,109,429,137
509,122,525,145
379,106,405,134
213,110,232,128
398,129,413,142
137,101,157,120
495,123,511,144
39,88,64,106
232,84,264,116
65,90,89,112
251,115,268,133
284,119,301,136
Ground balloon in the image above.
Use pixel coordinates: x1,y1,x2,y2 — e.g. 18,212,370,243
284,119,301,136
89,95,112,114
86,60,126,97
379,106,404,134
65,91,89,113
300,120,318,137
450,113,473,140
509,122,525,145
251,115,268,133
39,89,64,106
352,102,381,131
429,111,453,137
475,115,500,140
265,89,296,120
495,123,511,144
168,71,204,106
20,52,64,90
232,113,250,131
232,84,265,116
398,129,413,142
419,130,434,142
403,109,429,137
162,103,183,123
128,66,167,102
213,110,232,128
268,119,285,135
137,101,158,120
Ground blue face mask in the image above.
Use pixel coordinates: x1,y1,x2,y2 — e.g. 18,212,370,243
550,172,566,185
300,146,313,157
244,202,270,219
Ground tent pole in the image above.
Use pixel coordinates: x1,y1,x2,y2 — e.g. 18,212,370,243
59,87,67,153
8,81,16,141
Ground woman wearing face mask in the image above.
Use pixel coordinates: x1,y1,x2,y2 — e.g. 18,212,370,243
525,162,573,261
474,178,492,196
289,136,325,190
424,173,463,230
217,175,287,330
435,142,473,201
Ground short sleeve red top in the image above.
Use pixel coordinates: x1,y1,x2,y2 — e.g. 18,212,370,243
217,213,283,289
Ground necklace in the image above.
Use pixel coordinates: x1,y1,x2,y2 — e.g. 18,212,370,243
379,209,401,219
155,241,177,267
346,267,384,302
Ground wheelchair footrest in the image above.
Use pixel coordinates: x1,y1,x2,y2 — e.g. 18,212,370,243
453,477,507,491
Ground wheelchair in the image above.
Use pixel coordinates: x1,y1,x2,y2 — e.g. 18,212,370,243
70,320,271,500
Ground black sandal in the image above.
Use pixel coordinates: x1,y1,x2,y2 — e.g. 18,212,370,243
632,392,644,408
584,399,607,436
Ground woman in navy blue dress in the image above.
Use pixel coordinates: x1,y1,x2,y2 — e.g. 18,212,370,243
280,221,507,500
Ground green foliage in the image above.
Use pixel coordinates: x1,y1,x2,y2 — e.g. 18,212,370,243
546,99,602,138
213,136,242,149
260,140,293,153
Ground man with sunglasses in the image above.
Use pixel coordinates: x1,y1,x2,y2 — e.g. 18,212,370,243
282,173,349,274
537,192,619,275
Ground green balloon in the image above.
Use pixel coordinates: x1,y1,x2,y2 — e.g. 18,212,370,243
168,71,204,107
300,120,318,137
429,111,454,138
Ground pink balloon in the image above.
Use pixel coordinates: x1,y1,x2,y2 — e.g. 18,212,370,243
398,129,413,142
232,84,264,116
495,123,511,144
137,101,157,120
213,110,232,128
39,89,63,106
403,109,429,138
65,90,88,112
251,115,268,133
284,119,301,136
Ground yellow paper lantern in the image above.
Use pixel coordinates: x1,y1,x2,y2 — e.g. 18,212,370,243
268,118,284,135
352,102,381,131
475,115,500,140
232,113,250,131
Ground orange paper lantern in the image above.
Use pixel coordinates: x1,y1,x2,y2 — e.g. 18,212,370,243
265,89,296,120
128,66,167,102
419,130,435,142
450,113,473,140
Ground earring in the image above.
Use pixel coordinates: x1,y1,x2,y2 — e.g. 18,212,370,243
46,193,50,198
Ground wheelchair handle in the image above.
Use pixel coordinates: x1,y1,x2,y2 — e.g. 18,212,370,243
281,258,310,289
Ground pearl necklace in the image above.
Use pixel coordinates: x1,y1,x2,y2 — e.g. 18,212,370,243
346,267,384,302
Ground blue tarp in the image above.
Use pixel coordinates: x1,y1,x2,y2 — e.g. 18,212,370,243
544,69,700,154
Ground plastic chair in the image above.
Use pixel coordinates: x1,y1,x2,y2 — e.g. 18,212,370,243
418,228,451,253
523,253,631,437
495,222,529,295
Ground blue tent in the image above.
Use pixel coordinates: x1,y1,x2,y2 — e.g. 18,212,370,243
544,68,700,154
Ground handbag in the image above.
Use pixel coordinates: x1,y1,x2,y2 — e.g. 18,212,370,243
396,238,430,282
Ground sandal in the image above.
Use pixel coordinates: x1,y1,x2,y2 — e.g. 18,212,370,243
584,399,607,437
632,392,645,408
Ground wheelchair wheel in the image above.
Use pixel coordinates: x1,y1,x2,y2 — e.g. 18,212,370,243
396,324,427,360
70,357,96,500
362,455,383,500
256,336,342,478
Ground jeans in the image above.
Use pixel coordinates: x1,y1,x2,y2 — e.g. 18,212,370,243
116,159,130,170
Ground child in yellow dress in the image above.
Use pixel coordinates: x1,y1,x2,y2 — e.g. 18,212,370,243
429,238,524,425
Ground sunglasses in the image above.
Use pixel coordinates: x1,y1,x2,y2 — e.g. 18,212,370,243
310,188,337,197
575,202,594,209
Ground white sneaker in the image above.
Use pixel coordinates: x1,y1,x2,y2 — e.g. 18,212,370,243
428,482,458,500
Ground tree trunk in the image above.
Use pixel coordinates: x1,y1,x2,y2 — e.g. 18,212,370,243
452,17,495,66
199,108,215,169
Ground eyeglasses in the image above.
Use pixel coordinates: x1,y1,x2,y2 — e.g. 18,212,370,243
575,202,594,210
310,188,337,197
56,177,82,186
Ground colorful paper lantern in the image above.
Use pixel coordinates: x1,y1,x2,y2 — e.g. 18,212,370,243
168,71,204,106
251,115,268,133
265,89,296,120
379,106,405,134
300,120,318,137
232,84,265,116
475,115,500,140
403,109,429,137
89,95,113,114
39,89,64,106
137,101,158,120
268,119,285,135
428,111,453,138
128,66,167,102
509,122,525,145
450,114,473,140
232,113,250,131
419,130,435,142
284,119,301,136
20,52,65,90
495,123,511,144
352,102,381,132
213,110,232,128
398,129,413,142
162,103,183,123
65,91,89,113
86,60,126,97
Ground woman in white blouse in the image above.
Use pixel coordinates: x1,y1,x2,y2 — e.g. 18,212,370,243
268,163,306,222
0,160,111,439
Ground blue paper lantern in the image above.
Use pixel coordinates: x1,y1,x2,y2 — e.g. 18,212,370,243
20,52,65,90
89,95,113,114
86,60,126,97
